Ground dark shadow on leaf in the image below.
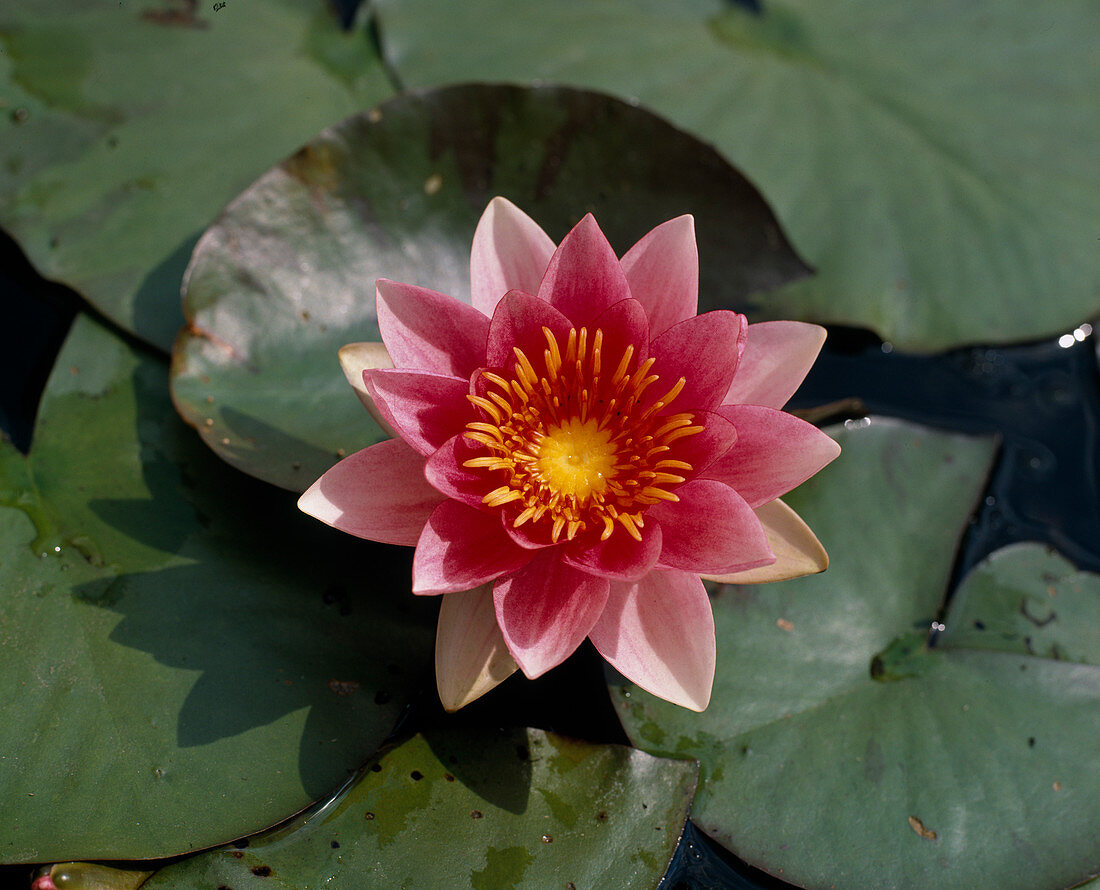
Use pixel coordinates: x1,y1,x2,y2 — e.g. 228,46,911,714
131,231,198,352
423,727,534,816
77,364,433,799
219,405,350,491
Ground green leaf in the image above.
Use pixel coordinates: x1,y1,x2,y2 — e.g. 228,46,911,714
612,420,1100,889
144,728,698,889
0,314,434,863
374,0,1100,350
170,82,808,491
0,0,392,351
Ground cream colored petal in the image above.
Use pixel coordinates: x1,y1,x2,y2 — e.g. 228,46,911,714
338,341,396,436
700,499,827,585
435,584,518,711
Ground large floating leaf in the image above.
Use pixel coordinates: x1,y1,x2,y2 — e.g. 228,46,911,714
610,420,1100,889
0,0,392,351
0,315,434,863
375,0,1100,351
145,728,698,889
171,82,808,491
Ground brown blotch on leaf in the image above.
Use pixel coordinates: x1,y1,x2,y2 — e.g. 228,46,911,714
328,679,360,696
141,0,208,28
908,815,937,840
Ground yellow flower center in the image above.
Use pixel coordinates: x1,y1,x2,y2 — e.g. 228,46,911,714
462,325,703,544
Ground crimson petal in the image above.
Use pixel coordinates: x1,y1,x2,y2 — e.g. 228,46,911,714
376,279,491,378
538,214,631,327
494,551,610,678
364,368,472,457
648,311,747,412
704,405,842,508
651,479,774,574
413,500,532,594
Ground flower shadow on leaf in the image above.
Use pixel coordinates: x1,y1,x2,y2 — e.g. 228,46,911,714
423,726,534,815
71,368,435,801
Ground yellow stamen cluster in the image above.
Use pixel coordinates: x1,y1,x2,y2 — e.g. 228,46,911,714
462,325,704,544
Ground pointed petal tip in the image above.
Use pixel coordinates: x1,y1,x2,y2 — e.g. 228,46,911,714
436,586,519,710
337,341,396,435
700,499,828,584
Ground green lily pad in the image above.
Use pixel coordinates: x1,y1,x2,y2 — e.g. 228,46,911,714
144,728,698,889
171,82,809,491
0,0,392,351
612,420,1100,889
374,0,1100,351
0,314,434,863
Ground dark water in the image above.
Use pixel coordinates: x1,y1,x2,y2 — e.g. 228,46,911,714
2,219,1097,889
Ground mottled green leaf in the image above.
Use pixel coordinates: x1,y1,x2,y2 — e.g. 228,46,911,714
375,0,1100,350
171,82,808,491
144,728,698,889
612,420,1100,890
0,314,433,863
0,0,392,351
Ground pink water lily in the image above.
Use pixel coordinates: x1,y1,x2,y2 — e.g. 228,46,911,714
300,198,840,711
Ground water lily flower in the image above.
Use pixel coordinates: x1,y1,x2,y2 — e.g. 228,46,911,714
300,198,840,712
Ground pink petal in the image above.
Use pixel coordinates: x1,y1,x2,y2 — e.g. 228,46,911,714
435,584,518,711
669,408,738,481
338,342,396,436
590,296,651,376
703,405,841,508
376,279,490,378
723,321,826,409
589,569,715,711
364,368,472,457
620,215,698,338
470,197,556,317
297,439,442,545
562,521,663,581
701,499,828,584
485,289,573,371
538,214,632,327
648,311,747,412
651,479,774,574
494,551,610,678
502,510,555,550
423,433,492,508
413,500,531,594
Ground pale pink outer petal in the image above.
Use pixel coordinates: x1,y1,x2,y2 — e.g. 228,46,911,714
538,214,632,326
338,342,396,436
723,321,827,409
470,196,556,317
297,439,442,545
364,368,472,457
589,569,715,711
701,499,828,584
651,479,775,574
376,279,491,378
435,584,518,711
620,215,698,338
413,500,532,594
703,405,842,508
494,551,610,678
648,311,747,411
